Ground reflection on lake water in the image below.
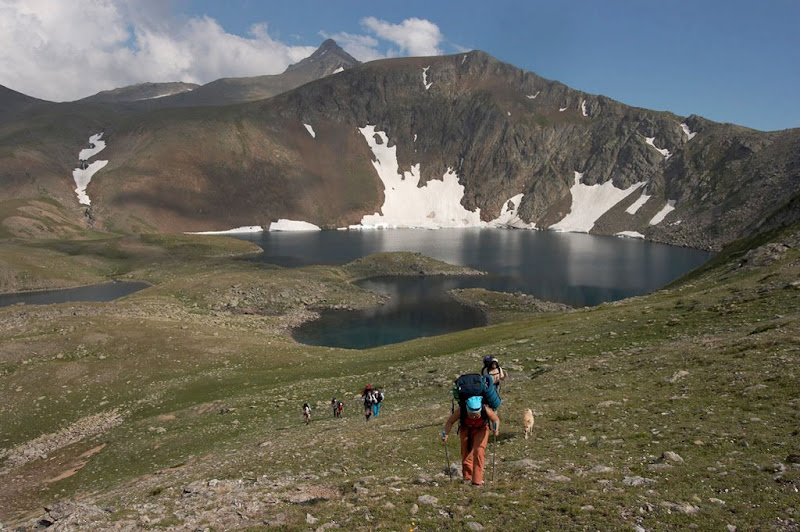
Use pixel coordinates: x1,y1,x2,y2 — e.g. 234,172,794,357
294,276,488,349
237,228,713,349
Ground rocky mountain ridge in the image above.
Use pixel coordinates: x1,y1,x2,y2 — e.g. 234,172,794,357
77,82,200,104
0,41,798,250
92,39,361,110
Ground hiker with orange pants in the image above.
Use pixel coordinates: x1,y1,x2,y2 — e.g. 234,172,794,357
442,396,499,486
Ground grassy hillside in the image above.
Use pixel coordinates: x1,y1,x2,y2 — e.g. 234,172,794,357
0,227,798,530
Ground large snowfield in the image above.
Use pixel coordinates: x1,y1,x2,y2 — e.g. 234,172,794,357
549,172,645,233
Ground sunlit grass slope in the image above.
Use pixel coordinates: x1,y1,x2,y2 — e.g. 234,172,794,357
0,226,798,530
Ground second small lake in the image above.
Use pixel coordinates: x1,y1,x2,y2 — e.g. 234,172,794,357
0,281,150,308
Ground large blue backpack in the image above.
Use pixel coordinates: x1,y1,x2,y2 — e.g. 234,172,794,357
452,373,501,429
453,373,501,410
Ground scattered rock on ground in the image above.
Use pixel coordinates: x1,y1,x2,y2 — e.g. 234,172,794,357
623,476,656,486
417,494,438,505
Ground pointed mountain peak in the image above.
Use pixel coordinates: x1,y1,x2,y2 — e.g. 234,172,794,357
283,39,359,77
319,38,342,52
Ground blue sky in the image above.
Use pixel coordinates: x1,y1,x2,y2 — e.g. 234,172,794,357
1,0,797,131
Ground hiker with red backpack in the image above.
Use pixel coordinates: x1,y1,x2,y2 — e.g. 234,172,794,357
442,395,499,486
362,385,376,422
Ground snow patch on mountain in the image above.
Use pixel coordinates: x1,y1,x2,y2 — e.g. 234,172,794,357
626,191,651,214
269,219,321,232
189,226,264,235
581,100,588,117
559,106,567,112
645,136,671,159
79,133,106,161
304,124,316,138
357,126,483,229
73,161,108,206
135,89,194,101
422,66,433,90
493,194,536,229
680,123,697,140
550,172,646,233
526,91,540,99
649,200,676,225
73,133,108,205
355,126,538,230
615,231,645,239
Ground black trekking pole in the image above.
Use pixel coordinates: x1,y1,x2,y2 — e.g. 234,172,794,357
442,431,453,482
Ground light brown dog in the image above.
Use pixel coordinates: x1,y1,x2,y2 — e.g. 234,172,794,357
523,408,534,439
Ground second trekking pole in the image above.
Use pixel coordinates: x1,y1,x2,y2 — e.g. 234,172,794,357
442,431,453,482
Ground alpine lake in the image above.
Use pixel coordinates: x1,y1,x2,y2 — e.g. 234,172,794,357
234,228,713,349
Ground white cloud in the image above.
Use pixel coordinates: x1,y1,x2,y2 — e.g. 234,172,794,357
0,0,314,101
361,17,443,57
0,1,449,102
322,17,447,62
320,30,383,62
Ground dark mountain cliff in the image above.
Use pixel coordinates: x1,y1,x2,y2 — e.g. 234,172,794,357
0,43,798,249
219,51,800,248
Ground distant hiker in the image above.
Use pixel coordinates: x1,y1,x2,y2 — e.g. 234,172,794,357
442,395,499,486
336,400,344,418
481,356,507,391
372,389,385,417
362,385,375,422
331,397,338,418
302,403,312,425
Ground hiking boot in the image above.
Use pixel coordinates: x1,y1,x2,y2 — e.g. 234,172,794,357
471,482,484,488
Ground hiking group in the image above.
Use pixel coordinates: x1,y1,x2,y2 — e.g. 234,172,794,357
361,385,384,422
442,356,507,487
297,356,509,486
302,387,384,424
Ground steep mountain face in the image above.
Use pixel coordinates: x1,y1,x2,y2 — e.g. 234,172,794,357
257,52,799,249
0,43,798,249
